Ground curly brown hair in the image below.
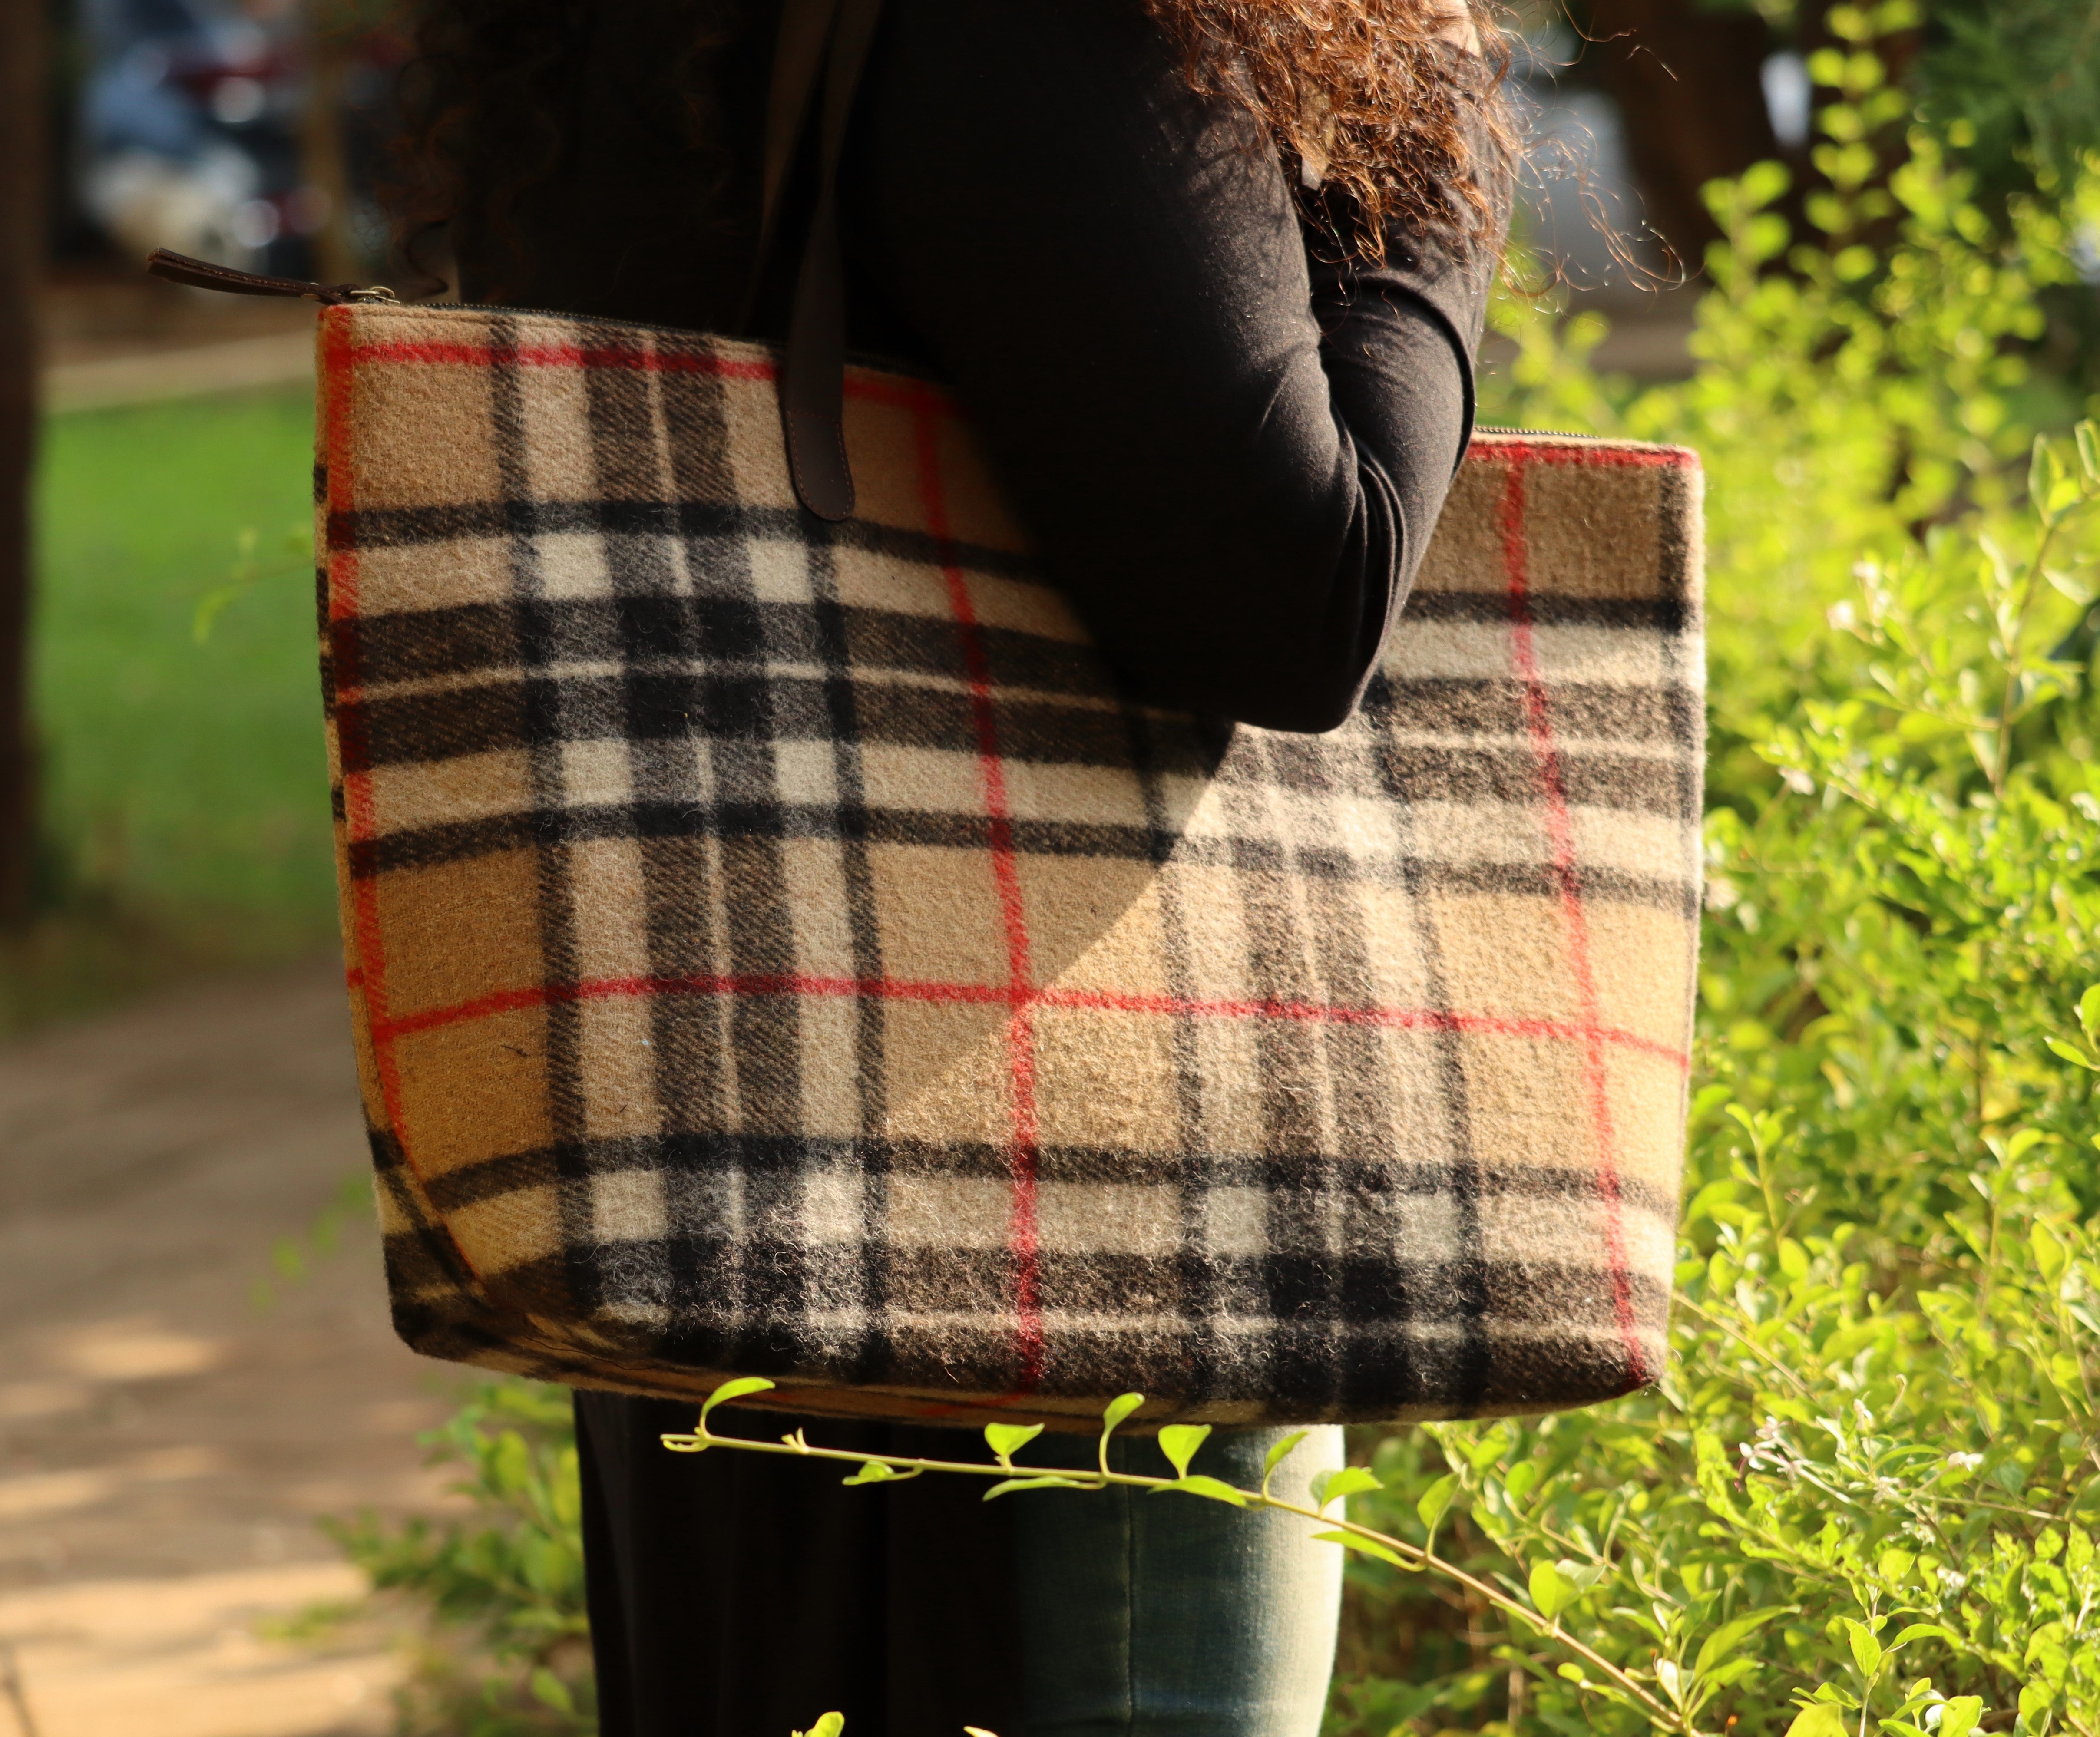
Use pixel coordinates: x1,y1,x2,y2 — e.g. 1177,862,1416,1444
386,0,1511,296
1144,0,1512,259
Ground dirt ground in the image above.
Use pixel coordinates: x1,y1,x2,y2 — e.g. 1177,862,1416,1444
0,961,473,1737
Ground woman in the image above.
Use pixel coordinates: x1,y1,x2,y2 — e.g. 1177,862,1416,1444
389,1,1511,1732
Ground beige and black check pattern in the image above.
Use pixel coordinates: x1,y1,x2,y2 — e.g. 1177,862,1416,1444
317,302,1704,1429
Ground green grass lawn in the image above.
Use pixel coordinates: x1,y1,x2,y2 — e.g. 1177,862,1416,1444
6,385,338,1030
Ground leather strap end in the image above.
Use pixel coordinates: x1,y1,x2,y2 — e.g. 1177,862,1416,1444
784,408,856,522
146,248,353,303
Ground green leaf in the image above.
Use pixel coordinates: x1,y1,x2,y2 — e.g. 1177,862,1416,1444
529,1668,574,1714
1888,1623,1955,1648
841,1460,913,1486
1463,1424,1514,1471
1416,1471,1462,1533
1693,1605,1791,1674
1786,1704,1853,1737
2030,436,2060,523
1309,1466,1383,1511
1844,1617,1884,1678
2044,565,2097,606
1100,1393,1146,1437
1529,1559,1575,1621
2077,419,2100,486
984,1422,1044,1465
1740,159,1792,210
1311,1528,1405,1567
2081,984,2100,1041
1156,1474,1248,1506
1938,1696,1984,1737
701,1376,777,1417
2044,1036,2099,1070
1157,1423,1212,1479
2033,1226,2066,1294
983,1475,1088,1501
1261,1430,1311,1486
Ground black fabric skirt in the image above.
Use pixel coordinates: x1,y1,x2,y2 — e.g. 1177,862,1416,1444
575,1391,1025,1737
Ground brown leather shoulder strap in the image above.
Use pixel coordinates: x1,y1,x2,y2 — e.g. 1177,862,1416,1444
741,0,839,331
745,0,886,522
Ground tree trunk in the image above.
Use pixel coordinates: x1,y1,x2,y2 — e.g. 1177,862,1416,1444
1578,0,1782,270
0,0,43,927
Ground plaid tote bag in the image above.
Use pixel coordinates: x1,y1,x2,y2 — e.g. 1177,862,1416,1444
150,0,1704,1430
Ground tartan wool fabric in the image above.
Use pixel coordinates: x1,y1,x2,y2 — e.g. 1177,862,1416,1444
318,302,1705,1430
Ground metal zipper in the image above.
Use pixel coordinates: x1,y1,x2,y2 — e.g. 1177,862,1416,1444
146,248,398,305
1473,424,1604,439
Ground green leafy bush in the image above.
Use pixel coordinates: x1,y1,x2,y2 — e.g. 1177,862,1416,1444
1328,97,2100,1737
324,1381,594,1737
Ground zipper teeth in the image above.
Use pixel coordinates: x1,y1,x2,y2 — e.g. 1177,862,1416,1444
1473,424,1605,440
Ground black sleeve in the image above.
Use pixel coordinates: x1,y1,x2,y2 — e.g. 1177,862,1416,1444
840,0,1503,733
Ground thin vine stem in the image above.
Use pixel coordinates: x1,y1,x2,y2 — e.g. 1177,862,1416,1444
660,1384,1689,1733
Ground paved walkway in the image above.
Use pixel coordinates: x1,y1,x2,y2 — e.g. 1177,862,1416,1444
45,333,315,414
41,275,317,413
0,962,466,1737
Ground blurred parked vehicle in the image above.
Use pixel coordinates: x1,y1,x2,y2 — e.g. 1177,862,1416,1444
74,0,395,279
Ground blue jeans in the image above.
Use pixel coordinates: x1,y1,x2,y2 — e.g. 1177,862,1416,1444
1012,1426,1346,1737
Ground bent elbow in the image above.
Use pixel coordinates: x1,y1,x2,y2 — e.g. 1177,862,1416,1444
1230,677,1369,736
1170,640,1380,735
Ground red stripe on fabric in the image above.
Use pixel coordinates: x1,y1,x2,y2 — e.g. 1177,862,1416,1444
1470,439,1695,471
324,310,480,1281
369,969,1690,1071
909,396,1047,1392
327,315,483,1294
1497,462,1648,1385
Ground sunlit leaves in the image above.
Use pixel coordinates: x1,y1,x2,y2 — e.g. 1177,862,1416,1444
701,1375,776,1417
1155,1475,1249,1508
983,1422,1043,1466
1157,1424,1211,1479
1100,1393,1144,1436
1314,1529,1406,1568
1310,1466,1383,1513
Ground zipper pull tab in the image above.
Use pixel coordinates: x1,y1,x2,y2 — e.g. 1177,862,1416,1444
145,248,397,306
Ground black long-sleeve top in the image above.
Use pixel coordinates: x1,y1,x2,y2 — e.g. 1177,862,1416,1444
456,0,1501,733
